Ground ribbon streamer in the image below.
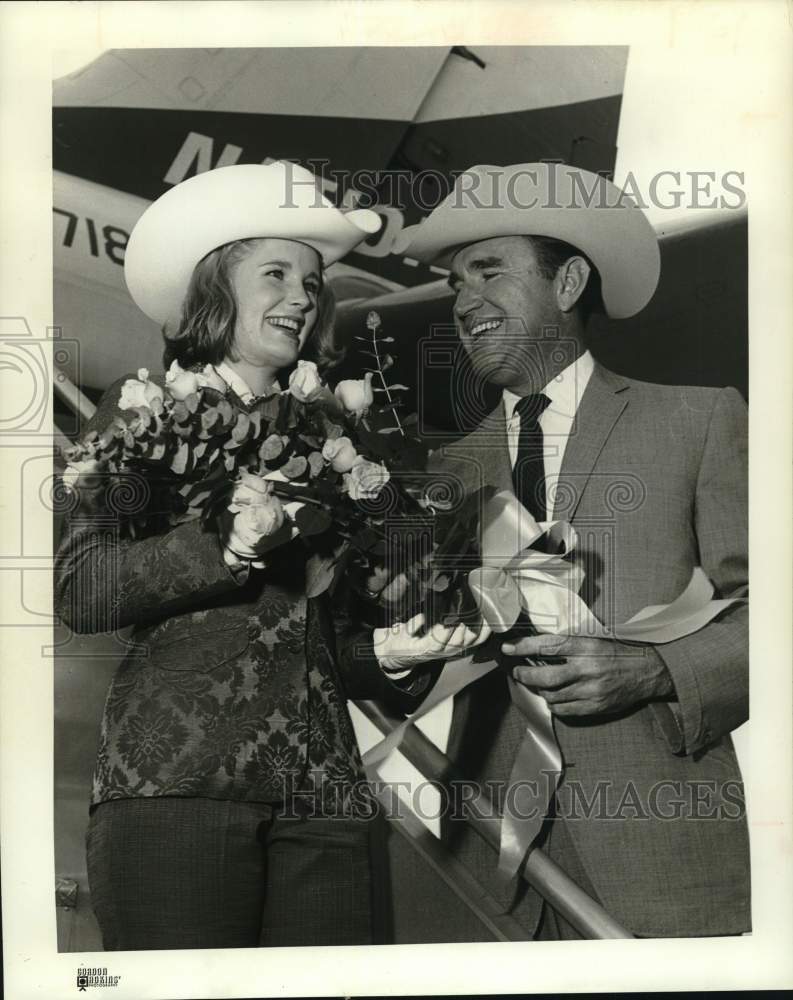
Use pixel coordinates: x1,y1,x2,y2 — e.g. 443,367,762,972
497,675,562,885
364,489,746,882
363,652,499,767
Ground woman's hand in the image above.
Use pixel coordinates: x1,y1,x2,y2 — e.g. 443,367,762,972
373,613,492,674
220,467,312,565
219,507,295,562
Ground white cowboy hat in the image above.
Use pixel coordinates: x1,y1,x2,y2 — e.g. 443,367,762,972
394,162,660,319
124,161,381,326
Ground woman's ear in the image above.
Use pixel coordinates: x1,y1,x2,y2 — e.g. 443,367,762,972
556,256,591,313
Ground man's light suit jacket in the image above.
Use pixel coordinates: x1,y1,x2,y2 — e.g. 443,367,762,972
429,363,749,937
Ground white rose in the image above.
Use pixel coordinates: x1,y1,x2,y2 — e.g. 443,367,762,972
229,497,285,551
165,359,201,401
227,470,274,512
261,468,304,522
343,456,390,500
61,458,104,492
334,372,374,415
118,369,164,411
197,364,228,393
321,435,358,473
288,360,325,403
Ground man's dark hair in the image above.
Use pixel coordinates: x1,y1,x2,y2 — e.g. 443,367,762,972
525,235,604,323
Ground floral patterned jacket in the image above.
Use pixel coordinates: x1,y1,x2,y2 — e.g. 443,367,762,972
54,377,424,816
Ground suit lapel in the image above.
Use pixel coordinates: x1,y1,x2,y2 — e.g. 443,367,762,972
472,401,513,491
436,401,513,495
554,364,631,521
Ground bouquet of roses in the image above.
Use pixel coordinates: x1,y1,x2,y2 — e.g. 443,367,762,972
61,311,443,601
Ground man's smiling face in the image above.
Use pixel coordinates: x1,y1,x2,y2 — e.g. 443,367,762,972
449,235,564,391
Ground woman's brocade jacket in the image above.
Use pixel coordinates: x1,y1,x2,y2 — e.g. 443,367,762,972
54,377,424,816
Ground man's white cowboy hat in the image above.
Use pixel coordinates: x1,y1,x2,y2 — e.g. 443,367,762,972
394,162,660,319
125,161,381,326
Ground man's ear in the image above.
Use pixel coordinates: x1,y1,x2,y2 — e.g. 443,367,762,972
556,256,591,313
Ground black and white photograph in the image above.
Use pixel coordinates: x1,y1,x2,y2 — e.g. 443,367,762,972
1,2,791,998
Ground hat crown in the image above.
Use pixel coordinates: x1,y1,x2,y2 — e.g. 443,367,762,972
395,161,660,320
124,162,381,327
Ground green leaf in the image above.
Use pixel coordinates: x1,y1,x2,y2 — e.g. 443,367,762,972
350,526,380,550
216,399,234,425
295,504,333,538
186,488,211,508
170,441,190,475
321,418,345,440
201,408,221,433
201,386,226,407
281,455,308,480
231,412,251,442
307,451,325,478
305,554,337,598
298,433,322,449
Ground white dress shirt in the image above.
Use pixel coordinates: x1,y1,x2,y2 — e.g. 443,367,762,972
502,350,595,521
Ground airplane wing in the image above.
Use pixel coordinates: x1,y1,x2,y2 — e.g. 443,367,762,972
53,46,629,391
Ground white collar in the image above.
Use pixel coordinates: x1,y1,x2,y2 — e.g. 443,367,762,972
215,362,277,404
503,349,595,422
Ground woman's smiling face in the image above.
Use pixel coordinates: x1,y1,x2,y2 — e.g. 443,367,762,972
230,238,322,372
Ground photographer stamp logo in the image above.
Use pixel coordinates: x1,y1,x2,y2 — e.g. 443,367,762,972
76,968,121,991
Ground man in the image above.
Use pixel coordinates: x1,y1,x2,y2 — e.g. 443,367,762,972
392,162,749,938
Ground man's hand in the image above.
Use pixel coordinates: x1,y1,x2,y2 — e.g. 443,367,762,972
503,633,675,718
374,614,492,674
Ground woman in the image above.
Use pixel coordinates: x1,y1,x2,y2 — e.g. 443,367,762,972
55,162,463,951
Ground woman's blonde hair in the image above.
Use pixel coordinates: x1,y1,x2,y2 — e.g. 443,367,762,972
162,238,341,376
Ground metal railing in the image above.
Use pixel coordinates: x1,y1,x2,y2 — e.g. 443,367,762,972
54,364,96,429
357,698,633,940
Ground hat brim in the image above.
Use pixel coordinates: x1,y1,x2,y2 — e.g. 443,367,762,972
394,163,660,319
125,162,381,327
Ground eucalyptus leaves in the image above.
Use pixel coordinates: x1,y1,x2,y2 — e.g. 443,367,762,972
61,320,434,600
